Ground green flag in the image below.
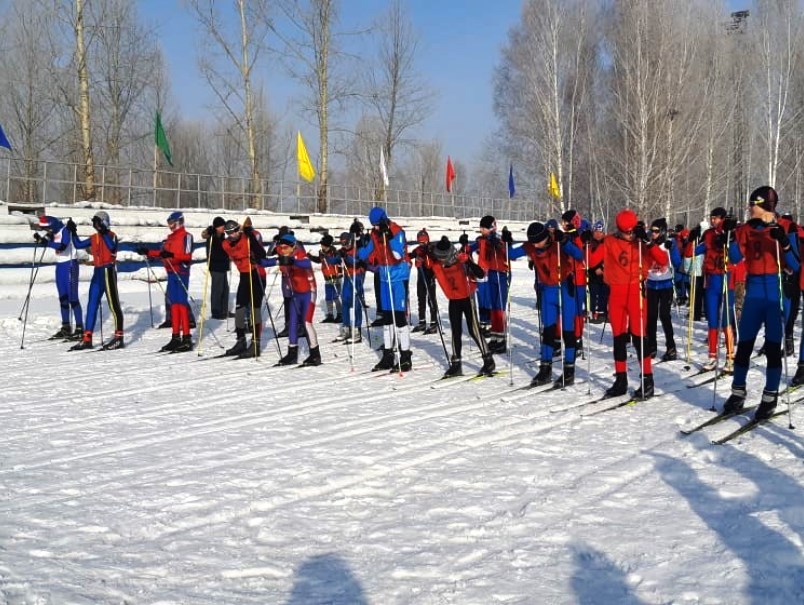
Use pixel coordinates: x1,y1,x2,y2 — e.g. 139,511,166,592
155,111,172,166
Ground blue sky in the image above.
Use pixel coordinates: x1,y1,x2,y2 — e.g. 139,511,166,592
138,0,522,165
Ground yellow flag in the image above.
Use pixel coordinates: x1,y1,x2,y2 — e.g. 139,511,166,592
548,172,561,199
297,131,316,182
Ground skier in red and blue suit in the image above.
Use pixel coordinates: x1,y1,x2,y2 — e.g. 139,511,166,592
468,215,510,355
561,210,588,352
136,211,194,353
69,210,124,351
261,233,321,367
326,231,366,344
34,215,84,340
358,206,412,372
722,186,800,420
510,222,583,389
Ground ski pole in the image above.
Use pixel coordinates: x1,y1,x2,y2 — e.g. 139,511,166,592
18,242,47,322
381,231,405,375
423,264,450,367
638,239,646,400
263,290,283,358
585,241,592,395
556,239,565,388
776,241,795,429
504,242,513,386
195,235,213,352
711,232,730,411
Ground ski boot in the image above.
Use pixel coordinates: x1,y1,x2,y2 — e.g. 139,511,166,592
101,335,125,350
157,319,172,329
67,326,84,341
160,335,181,352
411,320,426,333
370,317,385,328
531,362,553,387
276,326,290,338
553,364,575,389
334,314,342,323
173,335,194,353
321,314,336,324
488,338,507,355
49,324,72,340
372,348,395,372
722,386,747,414
661,347,677,362
633,374,654,400
701,357,717,372
443,356,463,379
332,326,349,342
605,372,628,398
239,339,261,359
225,337,247,357
785,336,795,357
344,328,362,344
478,353,496,377
69,333,93,351
277,345,299,366
399,349,413,372
301,346,322,367
423,323,438,335
754,390,778,420
792,362,804,386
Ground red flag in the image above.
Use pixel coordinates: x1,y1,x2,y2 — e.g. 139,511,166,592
446,156,456,193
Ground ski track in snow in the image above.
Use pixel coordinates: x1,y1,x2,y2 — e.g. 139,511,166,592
2,263,804,604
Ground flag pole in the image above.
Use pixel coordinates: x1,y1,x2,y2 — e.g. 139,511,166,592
153,143,158,207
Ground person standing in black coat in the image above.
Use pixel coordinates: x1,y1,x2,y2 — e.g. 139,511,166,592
202,216,232,320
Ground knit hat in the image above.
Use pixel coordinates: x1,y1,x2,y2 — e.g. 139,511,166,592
431,236,457,264
593,220,605,232
526,222,549,244
749,186,778,211
710,207,727,219
320,234,334,247
369,207,388,226
650,218,668,232
480,215,496,230
561,209,582,230
212,216,226,228
616,209,638,233
545,218,558,230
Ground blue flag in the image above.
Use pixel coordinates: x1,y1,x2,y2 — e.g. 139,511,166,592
508,164,515,198
0,123,11,151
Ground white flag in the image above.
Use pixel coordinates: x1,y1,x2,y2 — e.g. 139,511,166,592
379,147,389,188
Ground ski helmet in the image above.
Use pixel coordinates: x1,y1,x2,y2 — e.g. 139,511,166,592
749,186,778,211
93,211,110,230
616,209,638,233
223,219,240,235
167,211,184,224
417,229,429,244
368,207,388,226
278,233,296,247
593,220,605,232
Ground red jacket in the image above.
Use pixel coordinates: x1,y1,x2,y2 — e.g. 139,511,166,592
587,235,666,286
426,255,478,300
520,242,574,286
472,235,509,273
147,227,193,275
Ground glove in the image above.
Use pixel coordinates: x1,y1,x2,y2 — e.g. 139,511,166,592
688,225,702,241
770,224,791,249
204,226,214,238
459,233,469,247
135,246,149,256
580,230,592,243
632,224,648,242
501,228,513,244
243,225,253,235
33,233,49,244
278,255,294,266
159,249,174,259
66,219,77,234
457,252,468,263
527,260,534,271
553,230,568,244
377,218,392,236
722,217,738,232
662,240,673,250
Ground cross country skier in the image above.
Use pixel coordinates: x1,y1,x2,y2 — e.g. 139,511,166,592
723,186,800,420
201,217,232,320
221,219,265,358
644,218,681,362
560,210,588,352
588,209,669,398
69,211,124,350
468,215,510,354
34,215,83,340
358,207,413,372
410,229,439,334
694,208,736,371
136,212,194,353
426,236,495,378
261,233,321,366
308,234,342,324
510,222,583,388
584,220,608,323
329,231,366,344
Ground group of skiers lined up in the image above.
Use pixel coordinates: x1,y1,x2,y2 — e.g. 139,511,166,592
30,184,798,421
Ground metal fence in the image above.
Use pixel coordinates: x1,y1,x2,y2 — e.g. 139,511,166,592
1,156,543,221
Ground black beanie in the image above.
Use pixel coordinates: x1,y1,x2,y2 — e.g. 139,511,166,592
320,234,334,247
213,216,226,228
480,215,496,230
710,207,727,219
526,222,549,243
436,236,452,252
650,218,668,232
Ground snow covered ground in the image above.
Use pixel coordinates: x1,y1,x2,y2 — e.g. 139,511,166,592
1,213,803,604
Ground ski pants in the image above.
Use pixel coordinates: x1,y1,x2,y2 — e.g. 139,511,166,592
539,283,577,365
84,265,123,336
210,270,230,318
476,280,491,324
704,274,735,330
733,277,785,393
574,284,586,339
589,280,609,316
609,283,650,375
234,270,264,339
290,290,318,347
55,260,82,327
341,273,365,329
324,277,342,317
448,297,487,359
486,270,509,338
647,284,675,354
416,266,438,324
167,272,191,336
